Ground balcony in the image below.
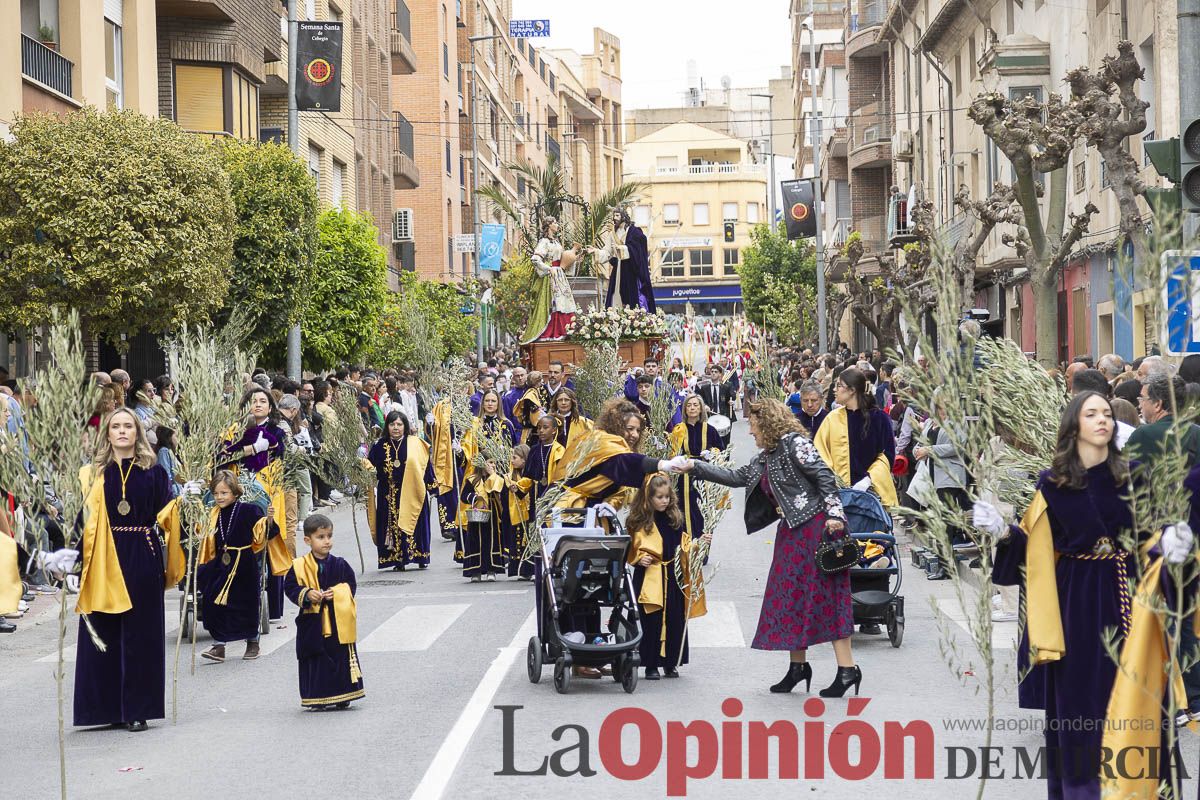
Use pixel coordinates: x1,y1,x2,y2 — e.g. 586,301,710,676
887,194,919,247
828,126,850,158
848,105,892,171
391,1,417,74
846,0,888,59
831,217,853,248
546,133,560,160
21,34,73,98
628,163,768,179
393,113,419,189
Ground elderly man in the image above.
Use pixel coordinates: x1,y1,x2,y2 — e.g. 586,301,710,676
110,368,131,395
1064,360,1089,393
1096,353,1125,381
1138,354,1175,381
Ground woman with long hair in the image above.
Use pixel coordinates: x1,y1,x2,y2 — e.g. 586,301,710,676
458,390,517,580
976,391,1143,799
367,410,434,571
70,408,186,731
216,387,292,618
521,216,581,343
551,388,591,450
677,399,860,697
626,473,709,680
814,367,897,506
670,395,725,542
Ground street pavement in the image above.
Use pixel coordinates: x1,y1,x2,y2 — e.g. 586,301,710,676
3,420,1197,798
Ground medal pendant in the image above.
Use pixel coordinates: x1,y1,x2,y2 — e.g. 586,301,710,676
221,552,232,566
117,499,131,515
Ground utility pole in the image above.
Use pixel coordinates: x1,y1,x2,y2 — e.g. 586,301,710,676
469,33,504,364
285,0,302,379
806,6,828,354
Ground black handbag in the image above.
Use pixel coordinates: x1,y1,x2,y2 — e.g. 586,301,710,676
815,530,861,574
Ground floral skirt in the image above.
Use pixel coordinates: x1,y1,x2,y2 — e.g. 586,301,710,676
752,512,854,650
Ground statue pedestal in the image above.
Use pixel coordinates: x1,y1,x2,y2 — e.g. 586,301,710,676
521,337,664,375
568,276,604,313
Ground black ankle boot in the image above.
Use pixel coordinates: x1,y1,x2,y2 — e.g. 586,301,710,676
819,665,863,698
769,661,812,693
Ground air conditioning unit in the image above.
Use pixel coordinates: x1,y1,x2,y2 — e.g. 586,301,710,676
892,130,914,161
392,208,414,243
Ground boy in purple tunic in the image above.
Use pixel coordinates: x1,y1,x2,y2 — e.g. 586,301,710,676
284,514,364,709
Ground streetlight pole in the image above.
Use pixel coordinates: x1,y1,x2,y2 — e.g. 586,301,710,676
750,92,775,230
469,33,504,364
804,8,828,354
285,0,302,379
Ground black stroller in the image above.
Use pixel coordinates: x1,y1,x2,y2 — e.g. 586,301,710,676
841,488,905,647
526,509,644,694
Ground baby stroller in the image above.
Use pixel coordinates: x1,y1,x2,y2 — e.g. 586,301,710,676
526,509,644,694
840,488,905,648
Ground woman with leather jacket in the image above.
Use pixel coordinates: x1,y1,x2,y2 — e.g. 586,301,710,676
676,398,862,698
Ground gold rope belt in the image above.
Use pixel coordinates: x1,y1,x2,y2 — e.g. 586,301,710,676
1061,537,1132,638
213,545,255,606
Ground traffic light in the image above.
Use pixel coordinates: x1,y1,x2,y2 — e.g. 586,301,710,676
723,222,735,242
1184,120,1200,213
1145,136,1183,248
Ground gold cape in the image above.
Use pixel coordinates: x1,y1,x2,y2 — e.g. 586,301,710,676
670,422,717,538
0,530,21,616
813,407,897,506
430,400,457,493
292,552,358,644
76,465,185,615
558,414,594,453
555,430,636,509
627,519,707,658
198,505,275,605
518,388,546,442
374,435,431,541
507,473,534,525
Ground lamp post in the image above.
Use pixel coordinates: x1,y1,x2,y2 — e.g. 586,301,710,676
285,0,302,379
468,33,504,363
802,9,828,354
749,93,775,228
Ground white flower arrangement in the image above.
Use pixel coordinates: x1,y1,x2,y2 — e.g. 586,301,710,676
565,307,668,343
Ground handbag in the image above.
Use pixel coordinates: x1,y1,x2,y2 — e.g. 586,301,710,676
815,529,862,574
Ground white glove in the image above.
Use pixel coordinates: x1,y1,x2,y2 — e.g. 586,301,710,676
65,574,80,593
39,549,79,578
594,503,619,520
182,480,205,498
658,456,691,473
251,432,270,454
1162,522,1194,565
426,413,436,427
356,445,368,459
972,500,1008,538
452,440,463,455
851,476,872,492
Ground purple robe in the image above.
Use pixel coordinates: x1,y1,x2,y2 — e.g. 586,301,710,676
992,466,1137,800
217,421,286,474
283,554,364,707
502,387,525,443
604,224,656,312
367,437,434,569
675,422,724,539
845,407,895,484
459,416,515,577
798,407,828,436
74,461,173,726
197,502,271,644
631,510,691,669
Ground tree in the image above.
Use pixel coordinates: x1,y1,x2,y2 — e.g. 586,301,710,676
736,222,817,327
295,208,388,370
761,274,818,347
950,183,1021,310
0,108,234,343
491,254,537,339
364,272,475,368
216,139,318,350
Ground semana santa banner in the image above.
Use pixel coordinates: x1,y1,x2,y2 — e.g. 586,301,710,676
780,179,817,240
296,22,343,112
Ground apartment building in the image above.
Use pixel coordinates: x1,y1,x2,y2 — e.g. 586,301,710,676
878,0,1177,359
789,1,846,178
5,0,159,132
623,121,767,316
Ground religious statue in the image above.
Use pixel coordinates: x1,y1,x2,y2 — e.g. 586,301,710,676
521,216,580,343
591,208,655,312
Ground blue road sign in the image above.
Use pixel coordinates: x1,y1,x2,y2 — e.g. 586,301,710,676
1161,250,1200,355
510,19,550,38
480,224,505,271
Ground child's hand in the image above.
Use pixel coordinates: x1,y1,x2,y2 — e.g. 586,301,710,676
701,533,713,543
638,555,654,567
321,589,335,601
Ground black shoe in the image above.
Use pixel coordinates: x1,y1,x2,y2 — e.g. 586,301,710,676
419,564,428,569
664,668,679,678
0,620,15,633
645,667,661,680
859,623,882,635
769,661,812,693
819,665,863,698
335,701,350,709
126,720,148,732
393,564,406,572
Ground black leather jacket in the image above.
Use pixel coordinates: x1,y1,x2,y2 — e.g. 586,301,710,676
689,432,844,533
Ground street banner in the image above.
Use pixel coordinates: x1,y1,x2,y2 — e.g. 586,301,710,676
780,179,816,240
510,19,550,37
480,224,505,271
296,22,343,112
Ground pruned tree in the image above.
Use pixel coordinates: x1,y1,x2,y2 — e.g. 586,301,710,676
951,183,1022,310
968,88,1098,365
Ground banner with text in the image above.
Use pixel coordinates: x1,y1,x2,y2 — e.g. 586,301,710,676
780,179,816,240
296,22,343,112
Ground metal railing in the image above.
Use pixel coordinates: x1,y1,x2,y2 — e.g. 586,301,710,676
849,0,885,31
21,34,73,97
394,111,414,157
392,0,412,39
831,218,853,247
887,194,917,243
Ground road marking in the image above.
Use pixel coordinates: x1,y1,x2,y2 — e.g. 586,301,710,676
687,600,746,647
409,610,536,800
357,589,527,600
933,598,1016,651
254,623,298,657
360,603,470,653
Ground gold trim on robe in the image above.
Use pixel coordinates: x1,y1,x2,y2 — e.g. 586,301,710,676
813,407,897,506
627,520,708,657
395,435,431,535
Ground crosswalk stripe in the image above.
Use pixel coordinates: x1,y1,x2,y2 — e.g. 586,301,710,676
686,600,745,648
254,623,297,657
359,603,471,653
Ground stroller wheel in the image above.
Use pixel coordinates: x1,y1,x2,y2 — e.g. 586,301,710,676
611,654,624,683
553,658,572,694
886,606,904,648
527,637,543,684
621,657,638,694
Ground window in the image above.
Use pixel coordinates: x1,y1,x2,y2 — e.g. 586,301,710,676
307,143,322,188
689,249,714,276
459,155,466,187
231,70,258,141
656,155,679,172
746,202,760,224
445,139,452,175
104,9,123,109
663,203,681,224
634,205,651,227
722,202,738,222
660,249,684,278
332,159,345,209
1073,160,1085,193
723,248,739,275
174,65,225,133
443,43,449,78
693,203,710,226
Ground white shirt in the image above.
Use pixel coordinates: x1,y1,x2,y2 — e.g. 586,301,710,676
1115,420,1134,450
